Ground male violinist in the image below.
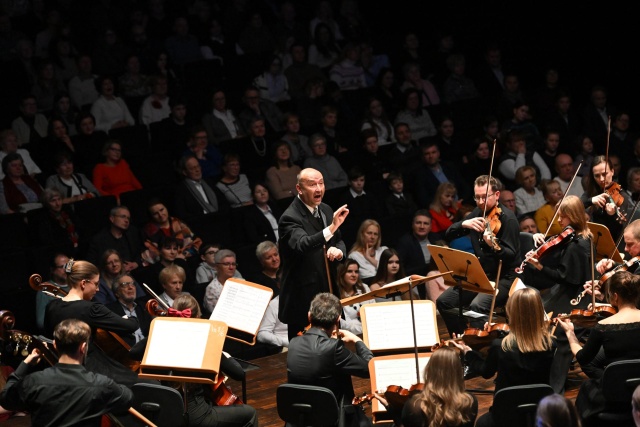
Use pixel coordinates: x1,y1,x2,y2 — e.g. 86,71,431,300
436,175,522,336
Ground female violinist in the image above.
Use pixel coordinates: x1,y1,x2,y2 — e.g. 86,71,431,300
557,270,640,423
520,195,591,393
163,294,259,427
43,259,143,387
452,288,556,427
582,155,630,243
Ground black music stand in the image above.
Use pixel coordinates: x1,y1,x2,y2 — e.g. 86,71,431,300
427,245,500,323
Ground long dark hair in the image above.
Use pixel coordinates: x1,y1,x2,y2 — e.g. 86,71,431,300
371,248,405,285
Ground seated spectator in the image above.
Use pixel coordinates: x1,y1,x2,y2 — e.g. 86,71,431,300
498,130,550,191
308,22,341,73
195,243,242,285
35,253,71,332
222,117,275,183
500,101,543,152
337,259,374,335
68,54,100,110
447,204,476,254
30,117,77,178
138,75,170,127
441,53,480,105
372,67,402,120
534,179,564,237
384,172,417,216
265,140,301,200
429,182,461,240
71,112,108,177
0,129,41,180
243,182,282,245
370,248,416,299
394,88,437,143
356,129,390,194
279,112,311,166
92,140,142,202
429,116,465,166
284,42,327,101
45,152,99,204
164,16,202,66
94,249,146,306
118,54,150,108
90,75,135,133
153,96,191,157
513,165,545,216
316,105,351,159
303,133,348,190
573,134,595,178
249,241,281,297
399,61,440,108
0,152,43,214
348,219,388,284
85,206,143,272
201,89,244,145
360,96,395,146
141,198,202,265
499,189,517,215
395,209,432,277
237,86,284,137
35,188,85,256
158,264,189,307
105,273,151,346
52,91,79,136
11,94,48,147
519,214,539,234
293,78,327,135
203,249,239,313
463,138,492,185
31,58,65,115
173,154,228,220
134,236,194,296
257,292,288,349
336,166,382,221
215,153,253,208
329,42,366,91
182,125,223,180
252,55,291,104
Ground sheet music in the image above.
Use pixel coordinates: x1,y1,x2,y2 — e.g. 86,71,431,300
145,320,211,368
370,356,430,413
209,278,272,335
362,302,438,351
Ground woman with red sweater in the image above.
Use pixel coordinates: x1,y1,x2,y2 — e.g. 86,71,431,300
92,140,142,202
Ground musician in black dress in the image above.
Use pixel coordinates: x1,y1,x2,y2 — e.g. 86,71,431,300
437,175,522,335
558,270,640,423
520,194,591,393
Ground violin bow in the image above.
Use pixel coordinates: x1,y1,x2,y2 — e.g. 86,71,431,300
604,115,611,177
482,139,498,219
543,160,583,238
142,282,170,310
590,235,596,310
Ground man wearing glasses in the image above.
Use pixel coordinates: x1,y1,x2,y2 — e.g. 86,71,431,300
436,175,522,340
203,249,241,313
106,273,151,346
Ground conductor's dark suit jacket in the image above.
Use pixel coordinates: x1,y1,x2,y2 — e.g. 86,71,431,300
287,327,373,424
278,197,346,330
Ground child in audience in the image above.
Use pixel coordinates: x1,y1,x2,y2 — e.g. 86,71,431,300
429,182,460,239
534,179,564,236
384,172,417,216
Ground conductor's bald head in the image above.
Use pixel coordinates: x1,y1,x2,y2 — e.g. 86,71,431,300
297,168,325,207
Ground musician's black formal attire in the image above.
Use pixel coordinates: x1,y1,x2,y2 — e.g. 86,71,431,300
520,231,591,393
278,196,346,340
287,326,373,427
436,202,522,335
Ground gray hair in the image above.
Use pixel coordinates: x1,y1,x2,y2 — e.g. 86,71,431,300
214,249,236,263
256,241,277,260
40,187,62,204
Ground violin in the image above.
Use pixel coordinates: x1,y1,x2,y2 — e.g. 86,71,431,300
210,375,243,406
146,298,169,317
603,182,627,224
383,383,425,411
462,322,510,349
515,226,575,274
599,256,640,285
483,205,502,251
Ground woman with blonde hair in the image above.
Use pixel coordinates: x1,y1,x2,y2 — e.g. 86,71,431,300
428,182,460,239
454,288,556,427
401,346,477,427
348,219,388,284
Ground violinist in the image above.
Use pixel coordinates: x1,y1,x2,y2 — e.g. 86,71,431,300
520,194,591,393
582,155,630,245
287,292,374,427
164,294,259,427
452,288,556,427
594,219,640,280
437,175,522,336
43,259,144,387
557,271,640,423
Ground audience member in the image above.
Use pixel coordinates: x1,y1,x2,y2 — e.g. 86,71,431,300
463,138,492,185
174,154,228,220
573,135,595,178
498,189,517,215
265,140,301,200
95,249,146,306
329,42,366,91
308,22,341,72
92,140,142,201
51,91,79,136
360,96,395,146
395,209,432,277
164,16,202,66
194,243,243,285
279,112,311,166
105,273,151,347
249,240,281,297
414,140,469,208
0,129,41,180
441,53,480,105
582,85,616,154
303,133,348,190
372,67,402,119
243,182,282,245
356,129,390,194
283,42,327,101
45,152,98,203
68,54,100,111
34,252,70,332
71,112,108,177
429,182,461,239
11,94,48,147
554,153,584,197
518,214,539,234
158,264,189,307
537,129,562,176
34,187,84,256
497,130,550,191
534,179,564,237
138,75,170,127
237,86,284,137
384,172,417,216
348,219,388,284
215,153,253,208
90,75,135,132
0,152,42,214
394,87,437,143
252,54,291,104
514,165,545,215
182,125,223,181
201,89,243,145
399,61,440,108
429,116,465,166
337,259,374,335
203,249,239,313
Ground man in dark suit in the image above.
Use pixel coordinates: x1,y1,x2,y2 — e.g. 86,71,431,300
106,275,151,347
414,140,470,208
395,209,432,278
287,292,373,426
173,154,229,221
278,167,349,340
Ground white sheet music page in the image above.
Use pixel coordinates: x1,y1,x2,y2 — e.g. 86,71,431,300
361,301,438,351
209,278,273,334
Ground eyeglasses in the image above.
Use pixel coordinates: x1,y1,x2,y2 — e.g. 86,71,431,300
205,251,218,256
216,262,238,267
119,281,135,287
473,192,495,202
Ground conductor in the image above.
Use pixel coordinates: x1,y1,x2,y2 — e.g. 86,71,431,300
278,168,349,340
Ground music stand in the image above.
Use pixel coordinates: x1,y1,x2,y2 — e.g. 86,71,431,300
427,245,499,323
588,222,623,263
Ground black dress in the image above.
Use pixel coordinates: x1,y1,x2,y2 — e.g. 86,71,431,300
44,298,140,386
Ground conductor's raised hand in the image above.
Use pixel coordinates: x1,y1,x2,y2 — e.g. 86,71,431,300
332,204,349,228
462,217,485,233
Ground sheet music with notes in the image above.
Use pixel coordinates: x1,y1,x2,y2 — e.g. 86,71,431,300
209,278,273,344
368,354,431,416
360,300,439,352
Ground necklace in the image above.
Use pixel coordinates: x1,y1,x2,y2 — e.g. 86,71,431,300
252,138,267,157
